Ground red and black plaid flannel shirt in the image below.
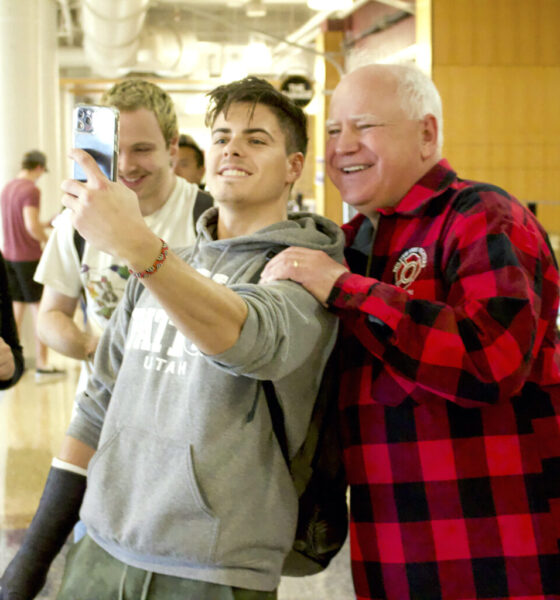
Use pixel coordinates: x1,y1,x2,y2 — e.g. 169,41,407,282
329,160,560,599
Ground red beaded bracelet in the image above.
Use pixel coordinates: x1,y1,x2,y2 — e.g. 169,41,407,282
128,238,169,279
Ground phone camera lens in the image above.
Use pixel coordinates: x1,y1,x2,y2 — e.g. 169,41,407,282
77,121,84,131
77,108,85,119
84,116,92,126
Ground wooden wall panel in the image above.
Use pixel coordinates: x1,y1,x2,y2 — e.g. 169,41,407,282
294,115,315,203
433,0,560,66
430,0,560,245
314,30,344,225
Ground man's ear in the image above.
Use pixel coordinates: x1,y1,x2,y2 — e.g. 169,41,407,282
286,152,305,184
168,135,179,161
420,114,439,160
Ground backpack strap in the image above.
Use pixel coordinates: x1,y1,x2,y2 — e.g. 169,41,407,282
192,189,213,234
73,228,86,263
73,229,88,323
263,347,342,490
245,248,284,430
262,380,290,465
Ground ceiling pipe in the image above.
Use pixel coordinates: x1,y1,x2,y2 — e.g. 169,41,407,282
272,0,415,72
373,0,414,13
129,26,200,77
80,0,150,75
273,0,380,56
163,3,344,77
57,0,75,44
271,9,336,56
343,9,412,49
79,0,392,80
79,1,203,78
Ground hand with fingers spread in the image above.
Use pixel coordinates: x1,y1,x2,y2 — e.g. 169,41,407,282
260,247,348,306
61,149,157,267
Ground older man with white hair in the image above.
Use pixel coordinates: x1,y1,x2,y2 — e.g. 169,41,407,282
262,62,560,599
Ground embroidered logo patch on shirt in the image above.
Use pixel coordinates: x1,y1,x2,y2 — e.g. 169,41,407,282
393,247,427,290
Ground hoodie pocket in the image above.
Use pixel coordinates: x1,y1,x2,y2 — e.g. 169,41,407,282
82,427,219,564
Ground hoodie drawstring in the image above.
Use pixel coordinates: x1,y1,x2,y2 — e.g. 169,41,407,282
207,245,231,280
118,564,153,600
140,571,153,600
118,564,128,600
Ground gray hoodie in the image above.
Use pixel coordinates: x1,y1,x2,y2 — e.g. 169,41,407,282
67,208,345,591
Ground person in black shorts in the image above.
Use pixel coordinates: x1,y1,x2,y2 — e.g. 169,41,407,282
0,249,24,388
1,150,65,384
6,260,43,303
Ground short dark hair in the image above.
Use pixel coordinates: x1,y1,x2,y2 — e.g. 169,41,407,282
205,76,308,156
178,134,204,168
21,150,48,171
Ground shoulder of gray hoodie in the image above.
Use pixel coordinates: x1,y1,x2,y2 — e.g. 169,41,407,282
69,208,345,456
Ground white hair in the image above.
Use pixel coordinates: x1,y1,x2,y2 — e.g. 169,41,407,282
348,60,444,152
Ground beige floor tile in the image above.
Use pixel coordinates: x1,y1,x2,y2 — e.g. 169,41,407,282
0,354,80,529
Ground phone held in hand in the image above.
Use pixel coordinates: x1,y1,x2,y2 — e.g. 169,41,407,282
72,104,119,182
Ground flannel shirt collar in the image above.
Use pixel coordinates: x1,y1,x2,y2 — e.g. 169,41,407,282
341,159,457,247
378,159,456,217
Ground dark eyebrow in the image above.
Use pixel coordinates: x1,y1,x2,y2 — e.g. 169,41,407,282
211,126,274,141
131,142,156,149
244,127,274,141
212,127,231,136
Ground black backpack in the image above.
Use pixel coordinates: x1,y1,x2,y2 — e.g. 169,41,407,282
262,346,349,576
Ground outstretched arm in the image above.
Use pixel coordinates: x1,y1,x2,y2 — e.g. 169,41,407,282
60,149,247,356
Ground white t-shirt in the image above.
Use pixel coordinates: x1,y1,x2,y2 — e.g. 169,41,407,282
35,176,201,334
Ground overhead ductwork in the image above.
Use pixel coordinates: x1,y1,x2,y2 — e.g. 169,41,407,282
80,0,150,76
80,1,200,78
133,27,199,77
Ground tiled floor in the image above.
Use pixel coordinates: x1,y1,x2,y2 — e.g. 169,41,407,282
0,354,355,599
278,541,355,599
0,354,79,598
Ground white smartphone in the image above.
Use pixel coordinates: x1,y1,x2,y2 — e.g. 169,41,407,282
72,104,119,182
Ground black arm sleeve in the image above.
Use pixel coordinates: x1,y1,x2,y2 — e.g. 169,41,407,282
0,466,86,599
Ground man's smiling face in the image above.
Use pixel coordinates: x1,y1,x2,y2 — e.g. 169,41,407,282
326,66,433,217
206,102,301,211
117,108,176,214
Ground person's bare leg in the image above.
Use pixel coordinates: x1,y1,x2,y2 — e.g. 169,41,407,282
12,301,26,335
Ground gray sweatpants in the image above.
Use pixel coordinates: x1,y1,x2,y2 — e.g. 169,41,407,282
57,535,278,600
